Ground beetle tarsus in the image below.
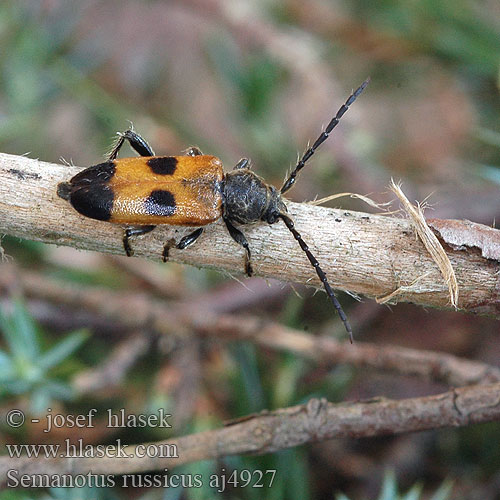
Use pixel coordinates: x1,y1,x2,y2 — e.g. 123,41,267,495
162,244,170,262
245,258,253,277
224,218,253,277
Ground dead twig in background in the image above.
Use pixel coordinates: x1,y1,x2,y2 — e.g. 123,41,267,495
2,382,500,478
1,152,500,316
73,332,152,395
1,269,498,387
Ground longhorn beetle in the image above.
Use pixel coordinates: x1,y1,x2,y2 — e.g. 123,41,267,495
58,79,369,341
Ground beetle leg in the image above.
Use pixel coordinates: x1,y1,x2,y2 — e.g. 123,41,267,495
233,158,250,170
123,225,156,257
224,218,253,277
162,228,204,262
185,147,203,157
108,130,155,160
177,228,204,249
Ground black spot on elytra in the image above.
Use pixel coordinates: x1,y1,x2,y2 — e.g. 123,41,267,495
65,162,116,221
70,184,114,221
145,190,176,217
68,161,116,186
147,157,177,175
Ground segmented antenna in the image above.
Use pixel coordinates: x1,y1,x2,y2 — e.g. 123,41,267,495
279,213,353,342
280,78,370,195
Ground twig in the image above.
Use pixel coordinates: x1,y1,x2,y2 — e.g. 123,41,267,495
1,152,500,315
200,315,500,387
2,270,499,387
107,256,185,299
2,383,500,478
73,332,152,395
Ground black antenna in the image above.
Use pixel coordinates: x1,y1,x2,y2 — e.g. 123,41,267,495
279,213,353,342
280,78,370,195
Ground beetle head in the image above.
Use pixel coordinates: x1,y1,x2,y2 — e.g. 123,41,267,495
262,186,287,224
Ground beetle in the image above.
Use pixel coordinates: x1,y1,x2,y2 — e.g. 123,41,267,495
58,79,369,341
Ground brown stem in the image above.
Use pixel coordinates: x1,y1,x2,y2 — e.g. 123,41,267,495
2,270,499,387
1,383,500,479
73,333,152,395
1,152,499,315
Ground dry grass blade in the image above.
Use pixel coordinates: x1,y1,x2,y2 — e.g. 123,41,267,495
308,191,391,211
390,180,459,308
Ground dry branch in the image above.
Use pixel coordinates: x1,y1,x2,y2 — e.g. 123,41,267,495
2,383,500,478
2,269,499,387
73,333,152,395
1,152,500,316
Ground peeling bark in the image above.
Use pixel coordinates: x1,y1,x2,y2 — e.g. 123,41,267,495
428,218,500,262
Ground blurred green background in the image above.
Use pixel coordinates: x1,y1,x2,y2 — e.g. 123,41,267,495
0,0,499,499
